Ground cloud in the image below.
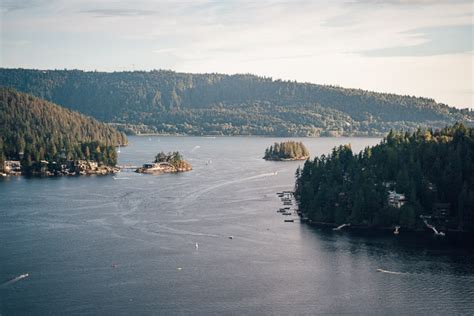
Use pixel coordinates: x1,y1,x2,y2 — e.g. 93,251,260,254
360,24,473,57
1,0,472,107
80,8,158,17
353,0,471,5
1,0,50,12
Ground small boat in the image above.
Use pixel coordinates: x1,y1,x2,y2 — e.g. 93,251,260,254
333,223,350,231
394,226,400,235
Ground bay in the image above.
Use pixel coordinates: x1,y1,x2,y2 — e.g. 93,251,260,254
1,136,473,314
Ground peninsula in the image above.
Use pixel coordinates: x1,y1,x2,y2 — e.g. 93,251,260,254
0,88,127,177
294,123,474,233
1,68,472,137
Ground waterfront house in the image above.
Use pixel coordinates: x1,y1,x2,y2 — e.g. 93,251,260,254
3,160,21,175
387,190,406,208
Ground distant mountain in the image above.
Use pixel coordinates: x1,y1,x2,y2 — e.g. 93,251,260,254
0,88,127,169
0,68,472,136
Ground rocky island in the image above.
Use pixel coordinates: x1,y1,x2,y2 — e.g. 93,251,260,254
264,141,310,161
136,151,192,174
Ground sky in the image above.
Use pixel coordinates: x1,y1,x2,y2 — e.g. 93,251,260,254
1,0,473,108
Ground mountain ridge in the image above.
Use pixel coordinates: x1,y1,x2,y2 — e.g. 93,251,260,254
1,68,471,136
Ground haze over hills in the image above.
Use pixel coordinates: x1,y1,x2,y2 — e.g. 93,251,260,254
0,68,472,137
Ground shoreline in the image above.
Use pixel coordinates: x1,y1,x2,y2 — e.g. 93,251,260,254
302,219,474,237
129,134,383,139
264,156,309,161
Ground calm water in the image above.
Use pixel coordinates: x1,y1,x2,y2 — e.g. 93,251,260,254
1,136,473,315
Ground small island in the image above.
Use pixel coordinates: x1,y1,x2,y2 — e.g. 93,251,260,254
135,151,192,174
264,141,310,161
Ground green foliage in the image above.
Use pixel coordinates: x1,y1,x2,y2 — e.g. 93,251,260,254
1,69,472,136
154,151,183,164
153,151,189,169
0,88,127,171
295,123,474,231
264,141,309,160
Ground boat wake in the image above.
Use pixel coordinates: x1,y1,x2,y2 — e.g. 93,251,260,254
1,273,29,287
184,172,277,202
376,268,404,275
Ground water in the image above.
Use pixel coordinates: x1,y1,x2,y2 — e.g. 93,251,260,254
1,136,473,315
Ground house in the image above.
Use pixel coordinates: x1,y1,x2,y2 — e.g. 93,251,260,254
3,160,22,175
74,160,99,173
387,190,406,208
140,162,177,173
88,161,98,170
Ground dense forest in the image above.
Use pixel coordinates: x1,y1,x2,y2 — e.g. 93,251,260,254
1,68,472,136
295,123,474,232
0,88,127,174
264,141,309,160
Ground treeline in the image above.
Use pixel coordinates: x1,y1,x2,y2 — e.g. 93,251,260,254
0,88,127,171
295,123,474,232
264,141,309,160
0,68,471,136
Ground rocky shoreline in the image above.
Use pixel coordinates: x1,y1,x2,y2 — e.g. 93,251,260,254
264,156,309,161
135,163,192,174
0,160,118,177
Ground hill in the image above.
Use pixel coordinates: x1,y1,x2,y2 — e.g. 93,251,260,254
294,123,474,232
0,88,127,175
0,68,472,136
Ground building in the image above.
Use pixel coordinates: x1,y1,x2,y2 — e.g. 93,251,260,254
143,163,158,169
387,190,406,208
3,160,22,175
140,162,177,173
74,160,99,173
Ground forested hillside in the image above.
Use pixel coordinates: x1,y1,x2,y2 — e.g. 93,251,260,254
295,123,474,232
1,68,472,136
0,88,127,171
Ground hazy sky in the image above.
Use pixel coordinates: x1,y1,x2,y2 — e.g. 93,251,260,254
1,0,473,108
